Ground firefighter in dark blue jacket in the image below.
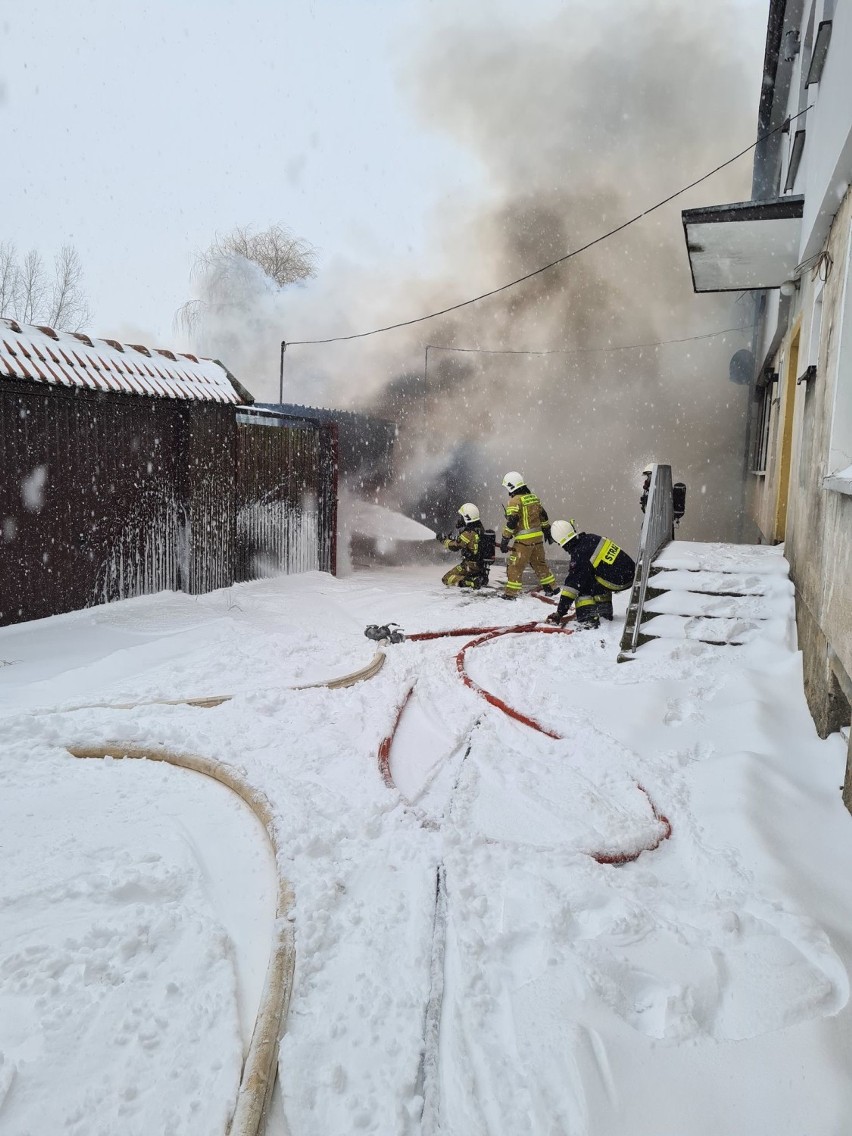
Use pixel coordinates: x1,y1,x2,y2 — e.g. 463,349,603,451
545,519,635,629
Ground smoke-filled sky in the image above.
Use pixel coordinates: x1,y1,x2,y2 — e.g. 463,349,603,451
3,0,769,543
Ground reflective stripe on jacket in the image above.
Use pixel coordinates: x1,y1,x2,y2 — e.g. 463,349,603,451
502,492,550,544
591,537,621,569
563,532,635,590
443,523,482,559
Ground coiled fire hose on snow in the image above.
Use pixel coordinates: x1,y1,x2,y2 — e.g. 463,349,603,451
373,620,671,865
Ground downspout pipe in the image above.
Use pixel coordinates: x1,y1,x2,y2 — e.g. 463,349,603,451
752,0,788,202
745,0,792,537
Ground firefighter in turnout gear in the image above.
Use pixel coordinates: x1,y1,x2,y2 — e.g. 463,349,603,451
545,519,635,629
499,472,558,599
640,463,687,535
640,465,653,514
439,503,491,589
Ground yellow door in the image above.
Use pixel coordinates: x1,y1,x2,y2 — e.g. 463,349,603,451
773,328,800,541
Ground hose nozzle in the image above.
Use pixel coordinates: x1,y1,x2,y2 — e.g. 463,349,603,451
365,623,406,644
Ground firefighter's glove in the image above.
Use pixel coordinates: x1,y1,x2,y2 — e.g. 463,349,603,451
544,528,555,545
546,611,563,626
499,538,510,554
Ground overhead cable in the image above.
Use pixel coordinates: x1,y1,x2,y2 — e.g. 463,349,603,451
424,324,752,359
284,107,810,349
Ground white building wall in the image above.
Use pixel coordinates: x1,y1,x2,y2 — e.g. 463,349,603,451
799,0,852,259
781,182,852,763
775,0,852,260
749,2,852,787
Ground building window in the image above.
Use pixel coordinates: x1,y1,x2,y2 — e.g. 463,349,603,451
752,381,774,473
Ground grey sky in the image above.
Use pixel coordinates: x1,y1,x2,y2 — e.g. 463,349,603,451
1,0,767,349
1,0,484,343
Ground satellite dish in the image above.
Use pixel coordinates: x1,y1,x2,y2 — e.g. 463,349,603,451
729,348,754,386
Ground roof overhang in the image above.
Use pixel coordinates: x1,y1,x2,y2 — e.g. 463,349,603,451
0,317,244,403
681,196,804,292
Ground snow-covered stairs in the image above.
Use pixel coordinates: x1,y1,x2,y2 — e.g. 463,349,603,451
636,541,795,648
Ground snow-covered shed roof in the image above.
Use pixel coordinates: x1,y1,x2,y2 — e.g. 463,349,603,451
0,318,242,403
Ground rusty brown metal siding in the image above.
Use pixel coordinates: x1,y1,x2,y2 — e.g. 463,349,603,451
1,388,338,628
0,383,235,625
185,403,236,594
318,422,338,575
91,397,187,606
235,414,338,580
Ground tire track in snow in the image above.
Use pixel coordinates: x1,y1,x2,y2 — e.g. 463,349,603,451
377,624,673,1132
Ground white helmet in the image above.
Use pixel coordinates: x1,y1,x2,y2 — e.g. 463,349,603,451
550,519,578,547
458,502,480,524
502,471,524,493
641,464,653,477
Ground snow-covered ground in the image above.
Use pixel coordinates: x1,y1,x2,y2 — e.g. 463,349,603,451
1,553,852,1135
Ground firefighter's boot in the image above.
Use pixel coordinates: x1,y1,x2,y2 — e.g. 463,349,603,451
595,596,614,621
576,600,600,630
541,585,559,597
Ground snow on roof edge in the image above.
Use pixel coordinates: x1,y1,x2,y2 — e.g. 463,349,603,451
0,317,244,405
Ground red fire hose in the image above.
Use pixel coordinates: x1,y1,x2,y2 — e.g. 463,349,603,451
378,621,671,865
377,685,415,790
454,624,571,738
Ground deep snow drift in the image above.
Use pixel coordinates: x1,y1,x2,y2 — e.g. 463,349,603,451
1,555,851,1135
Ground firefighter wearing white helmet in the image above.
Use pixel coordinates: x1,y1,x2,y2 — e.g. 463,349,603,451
546,519,636,629
640,463,687,529
499,472,558,599
438,502,493,589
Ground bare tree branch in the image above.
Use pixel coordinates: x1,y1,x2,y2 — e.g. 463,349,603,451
0,241,19,317
174,297,203,338
0,241,92,330
17,250,49,324
197,223,317,290
175,222,316,348
48,245,92,331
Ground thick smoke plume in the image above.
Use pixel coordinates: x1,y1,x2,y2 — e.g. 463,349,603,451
189,0,761,545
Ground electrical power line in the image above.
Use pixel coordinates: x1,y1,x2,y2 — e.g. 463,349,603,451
283,107,809,349
424,324,751,359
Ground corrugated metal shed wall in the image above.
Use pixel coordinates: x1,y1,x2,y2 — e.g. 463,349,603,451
0,384,237,625
1,387,338,627
264,402,393,492
186,403,236,594
235,415,337,580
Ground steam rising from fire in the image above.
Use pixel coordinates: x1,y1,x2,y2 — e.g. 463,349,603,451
187,0,761,543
